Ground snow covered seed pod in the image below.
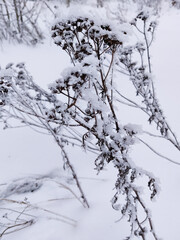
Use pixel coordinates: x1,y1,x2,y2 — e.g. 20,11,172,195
52,17,125,64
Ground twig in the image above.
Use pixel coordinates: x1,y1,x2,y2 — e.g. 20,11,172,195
0,220,34,238
137,137,180,166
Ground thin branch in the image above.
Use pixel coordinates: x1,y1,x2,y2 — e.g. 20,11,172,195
137,137,180,166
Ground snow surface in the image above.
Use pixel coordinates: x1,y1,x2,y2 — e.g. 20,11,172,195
0,1,180,240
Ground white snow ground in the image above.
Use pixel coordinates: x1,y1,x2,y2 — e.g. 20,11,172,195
0,2,180,240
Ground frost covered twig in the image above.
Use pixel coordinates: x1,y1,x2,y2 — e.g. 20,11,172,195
0,197,77,235
0,0,44,44
0,64,89,209
0,198,77,225
127,13,180,151
0,175,81,238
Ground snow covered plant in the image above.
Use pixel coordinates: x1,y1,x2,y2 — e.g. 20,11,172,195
121,12,180,152
0,0,43,44
1,14,179,240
